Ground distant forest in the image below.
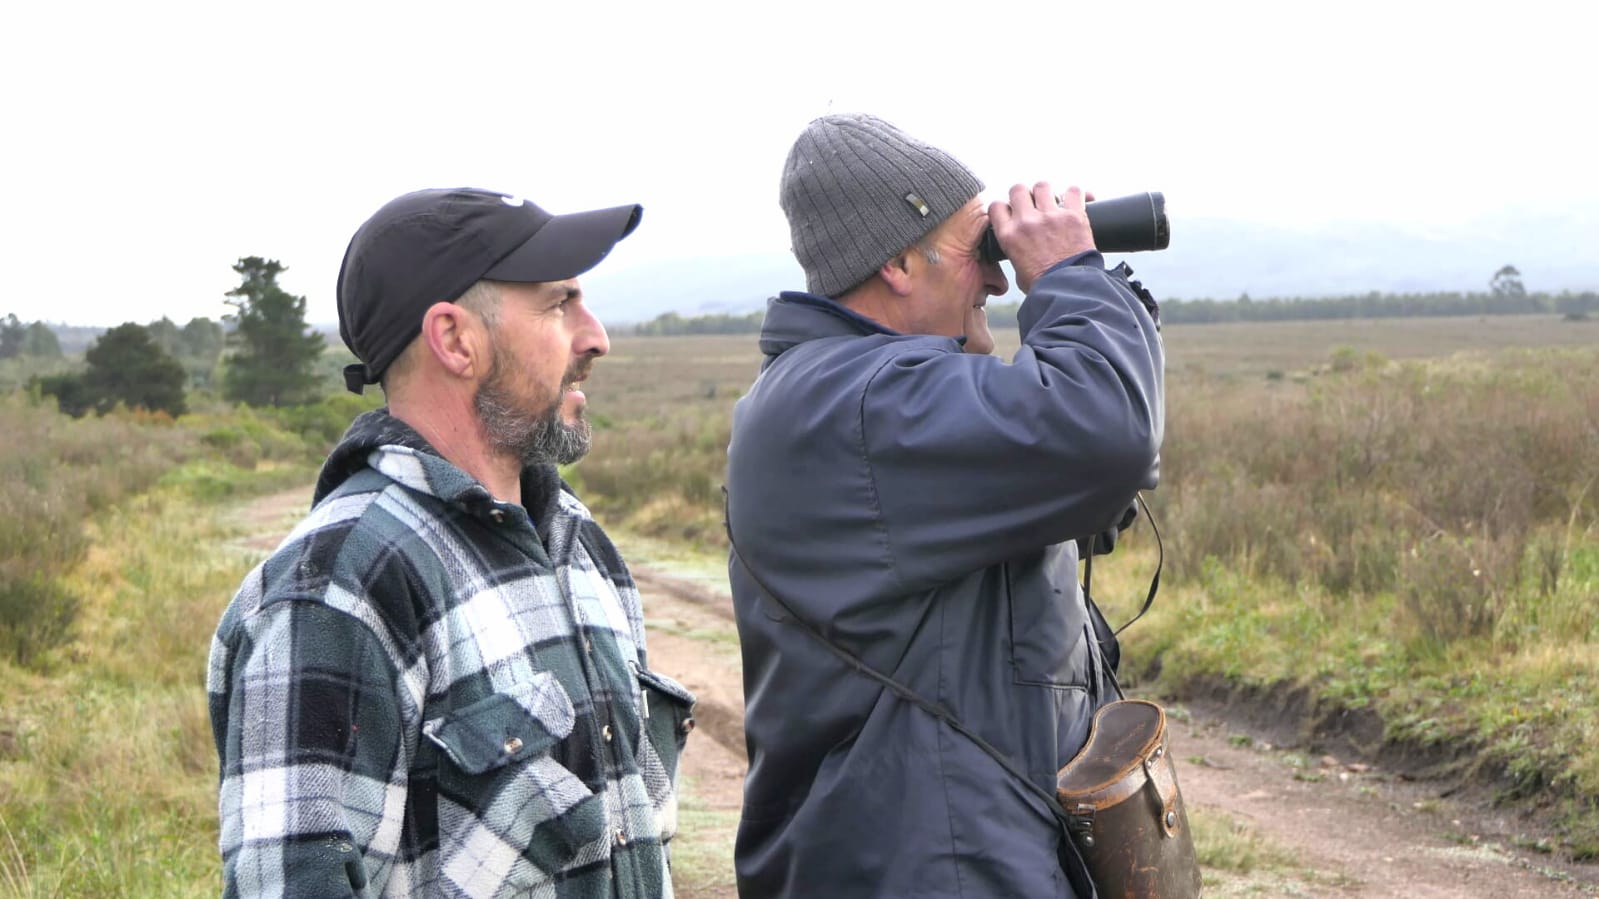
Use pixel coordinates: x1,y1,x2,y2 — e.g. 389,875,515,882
625,282,1599,336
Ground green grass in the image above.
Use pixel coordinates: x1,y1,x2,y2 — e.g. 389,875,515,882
668,776,739,896
0,460,317,898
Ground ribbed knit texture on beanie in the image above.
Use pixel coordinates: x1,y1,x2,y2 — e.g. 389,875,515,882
780,114,984,298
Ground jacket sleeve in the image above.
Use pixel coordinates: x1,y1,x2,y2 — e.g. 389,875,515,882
213,587,411,899
861,252,1164,591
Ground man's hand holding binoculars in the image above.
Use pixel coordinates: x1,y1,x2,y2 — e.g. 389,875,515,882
986,183,1097,294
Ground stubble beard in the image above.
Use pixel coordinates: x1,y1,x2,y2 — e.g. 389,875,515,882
474,341,594,468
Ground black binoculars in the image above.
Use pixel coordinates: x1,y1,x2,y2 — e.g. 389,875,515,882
978,191,1169,264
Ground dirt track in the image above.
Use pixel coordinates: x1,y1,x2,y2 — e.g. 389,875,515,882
238,488,1599,897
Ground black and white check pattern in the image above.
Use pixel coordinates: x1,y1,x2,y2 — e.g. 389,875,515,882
208,411,692,898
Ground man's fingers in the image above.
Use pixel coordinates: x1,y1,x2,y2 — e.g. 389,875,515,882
991,181,1098,293
987,198,1013,227
1009,182,1036,212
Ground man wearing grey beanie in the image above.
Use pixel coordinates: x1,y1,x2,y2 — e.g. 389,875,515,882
725,113,1166,898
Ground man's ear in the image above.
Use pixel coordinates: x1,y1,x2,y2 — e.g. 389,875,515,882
878,251,915,297
419,301,485,379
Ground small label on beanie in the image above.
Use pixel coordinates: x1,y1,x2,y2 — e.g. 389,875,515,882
904,193,931,217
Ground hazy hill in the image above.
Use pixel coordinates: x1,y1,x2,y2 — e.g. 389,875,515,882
583,206,1599,324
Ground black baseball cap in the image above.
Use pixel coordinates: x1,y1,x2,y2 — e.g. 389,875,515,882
336,187,643,394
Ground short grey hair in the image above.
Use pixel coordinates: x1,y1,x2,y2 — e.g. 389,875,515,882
454,280,504,325
380,280,505,392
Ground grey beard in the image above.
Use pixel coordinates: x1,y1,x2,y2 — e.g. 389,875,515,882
474,380,592,467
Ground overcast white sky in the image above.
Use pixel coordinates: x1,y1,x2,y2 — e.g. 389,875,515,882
2,0,1591,327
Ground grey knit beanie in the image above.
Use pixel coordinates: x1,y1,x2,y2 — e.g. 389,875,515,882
780,113,985,298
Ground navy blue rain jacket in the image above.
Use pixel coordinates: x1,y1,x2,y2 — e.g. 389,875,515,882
725,252,1165,898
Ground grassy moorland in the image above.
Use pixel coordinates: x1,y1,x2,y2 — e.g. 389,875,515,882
580,313,1599,857
0,393,370,896
1,311,1594,896
1105,336,1599,855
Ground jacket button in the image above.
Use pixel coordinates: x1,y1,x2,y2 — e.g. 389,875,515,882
602,724,613,742
504,737,523,754
489,508,506,524
680,717,696,735
614,829,628,846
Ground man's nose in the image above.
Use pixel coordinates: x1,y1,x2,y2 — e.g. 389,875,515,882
576,303,610,358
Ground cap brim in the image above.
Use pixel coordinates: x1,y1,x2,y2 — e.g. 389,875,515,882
483,204,642,283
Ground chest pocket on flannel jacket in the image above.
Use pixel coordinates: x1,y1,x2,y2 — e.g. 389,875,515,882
1005,549,1090,689
634,667,696,783
424,672,608,886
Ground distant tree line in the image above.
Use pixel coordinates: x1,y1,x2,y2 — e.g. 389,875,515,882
627,310,767,336
625,277,1598,336
12,256,327,418
1159,289,1597,325
1,314,64,360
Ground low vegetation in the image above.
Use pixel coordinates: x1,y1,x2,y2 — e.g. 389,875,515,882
2,309,1595,894
1077,333,1599,857
581,316,1599,858
0,464,315,896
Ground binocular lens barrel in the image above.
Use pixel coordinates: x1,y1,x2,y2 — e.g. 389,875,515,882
979,191,1169,263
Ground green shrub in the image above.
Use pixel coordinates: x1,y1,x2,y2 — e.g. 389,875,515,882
258,392,382,450
0,397,200,667
0,392,341,669
0,574,78,668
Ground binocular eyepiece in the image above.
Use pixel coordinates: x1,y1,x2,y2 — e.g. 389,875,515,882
978,191,1169,264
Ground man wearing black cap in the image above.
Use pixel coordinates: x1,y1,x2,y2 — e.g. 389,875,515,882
725,115,1165,896
208,188,695,898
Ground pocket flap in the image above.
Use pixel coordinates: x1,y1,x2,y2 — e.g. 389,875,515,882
635,667,696,710
425,672,575,775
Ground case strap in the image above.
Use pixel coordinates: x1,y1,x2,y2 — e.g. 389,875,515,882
1084,492,1164,639
1144,741,1182,838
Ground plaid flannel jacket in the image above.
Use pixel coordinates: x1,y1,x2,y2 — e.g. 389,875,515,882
208,411,694,898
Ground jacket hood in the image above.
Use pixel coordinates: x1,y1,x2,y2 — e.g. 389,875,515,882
314,408,431,504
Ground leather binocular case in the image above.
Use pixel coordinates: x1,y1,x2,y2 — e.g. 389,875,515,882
1056,699,1203,898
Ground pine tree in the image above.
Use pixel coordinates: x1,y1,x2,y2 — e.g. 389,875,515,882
2,315,65,360
221,257,325,407
180,316,224,361
179,316,226,388
81,323,187,416
147,316,183,356
0,314,23,359
22,322,61,358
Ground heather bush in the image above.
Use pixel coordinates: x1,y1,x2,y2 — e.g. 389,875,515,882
0,392,347,668
0,396,202,666
1157,347,1599,646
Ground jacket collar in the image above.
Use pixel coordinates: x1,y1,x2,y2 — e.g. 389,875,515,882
313,408,567,529
757,291,900,361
